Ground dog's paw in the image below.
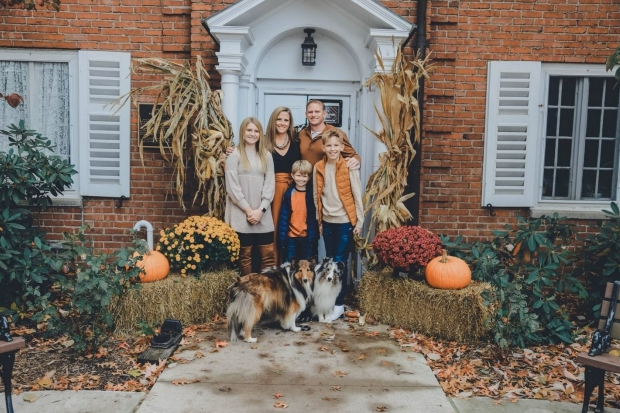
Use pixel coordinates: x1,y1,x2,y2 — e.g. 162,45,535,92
245,337,258,343
291,326,301,332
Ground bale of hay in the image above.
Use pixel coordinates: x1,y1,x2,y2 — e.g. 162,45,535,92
112,268,237,335
357,268,491,342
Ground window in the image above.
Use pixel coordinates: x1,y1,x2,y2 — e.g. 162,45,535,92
483,62,620,216
543,77,619,201
0,49,131,200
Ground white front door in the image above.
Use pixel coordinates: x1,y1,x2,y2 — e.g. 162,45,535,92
262,93,353,142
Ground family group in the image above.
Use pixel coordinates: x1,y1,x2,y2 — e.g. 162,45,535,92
224,100,364,321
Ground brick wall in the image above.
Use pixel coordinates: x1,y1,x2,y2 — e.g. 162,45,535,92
1,0,619,249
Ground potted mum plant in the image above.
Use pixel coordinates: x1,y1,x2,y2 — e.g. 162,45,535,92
372,226,442,278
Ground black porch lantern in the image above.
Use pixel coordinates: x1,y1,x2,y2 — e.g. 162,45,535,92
301,28,317,66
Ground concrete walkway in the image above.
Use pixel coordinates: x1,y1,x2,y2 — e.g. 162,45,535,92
4,320,620,413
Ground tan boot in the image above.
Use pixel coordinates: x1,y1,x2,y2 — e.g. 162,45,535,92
239,246,253,276
258,243,276,271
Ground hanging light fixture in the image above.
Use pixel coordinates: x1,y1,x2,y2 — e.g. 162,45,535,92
301,28,317,66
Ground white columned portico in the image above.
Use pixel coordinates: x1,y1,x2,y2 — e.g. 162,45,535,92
366,29,410,171
212,26,254,135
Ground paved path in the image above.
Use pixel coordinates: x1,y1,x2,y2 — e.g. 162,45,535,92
136,321,454,413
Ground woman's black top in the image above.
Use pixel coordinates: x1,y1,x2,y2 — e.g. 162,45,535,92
271,138,301,173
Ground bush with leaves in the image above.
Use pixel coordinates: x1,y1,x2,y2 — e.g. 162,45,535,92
0,121,77,309
577,202,620,315
442,213,586,348
37,226,148,353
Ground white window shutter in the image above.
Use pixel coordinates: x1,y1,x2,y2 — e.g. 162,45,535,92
78,51,131,198
482,61,542,207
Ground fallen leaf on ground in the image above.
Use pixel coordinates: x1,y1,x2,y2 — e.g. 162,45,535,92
172,378,199,386
215,340,227,348
194,351,204,359
376,406,388,412
332,386,342,391
22,393,40,403
333,370,348,377
323,397,338,401
273,392,284,399
219,386,231,392
274,401,288,409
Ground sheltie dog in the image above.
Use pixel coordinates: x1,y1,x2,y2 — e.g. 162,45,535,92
310,258,344,323
227,259,316,343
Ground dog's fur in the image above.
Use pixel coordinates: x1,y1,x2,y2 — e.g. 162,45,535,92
310,257,344,323
227,259,315,343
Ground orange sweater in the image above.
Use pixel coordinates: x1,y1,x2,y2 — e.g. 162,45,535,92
298,124,360,167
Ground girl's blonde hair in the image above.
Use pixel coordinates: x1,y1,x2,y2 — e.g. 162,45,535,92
238,117,269,174
264,107,296,152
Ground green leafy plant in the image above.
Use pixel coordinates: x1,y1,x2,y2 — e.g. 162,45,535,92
442,213,587,348
578,202,620,314
0,121,77,308
38,226,148,353
157,215,239,276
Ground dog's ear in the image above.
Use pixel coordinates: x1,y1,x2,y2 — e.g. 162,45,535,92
308,256,317,268
336,261,346,273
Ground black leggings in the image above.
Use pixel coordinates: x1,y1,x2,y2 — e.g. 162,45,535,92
237,232,274,247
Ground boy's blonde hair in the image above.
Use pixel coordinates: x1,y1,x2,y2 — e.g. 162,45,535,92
291,160,312,175
321,129,344,145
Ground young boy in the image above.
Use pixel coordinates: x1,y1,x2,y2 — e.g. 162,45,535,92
277,160,319,262
313,129,364,321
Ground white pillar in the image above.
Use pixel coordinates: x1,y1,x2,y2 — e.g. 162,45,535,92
366,29,410,171
210,26,254,141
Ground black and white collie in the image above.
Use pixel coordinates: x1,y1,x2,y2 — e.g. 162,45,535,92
227,259,315,343
311,257,344,323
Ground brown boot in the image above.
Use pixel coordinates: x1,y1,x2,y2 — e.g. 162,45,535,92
239,246,253,276
258,243,276,271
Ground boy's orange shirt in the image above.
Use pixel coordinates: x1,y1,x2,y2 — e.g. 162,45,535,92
288,189,308,237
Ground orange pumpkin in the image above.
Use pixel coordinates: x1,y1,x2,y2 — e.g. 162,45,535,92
134,250,170,283
425,250,471,289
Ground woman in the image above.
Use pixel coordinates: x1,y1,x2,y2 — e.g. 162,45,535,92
263,107,301,263
225,117,275,276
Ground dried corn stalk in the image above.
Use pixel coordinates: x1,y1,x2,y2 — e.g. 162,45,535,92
356,48,432,264
117,56,233,217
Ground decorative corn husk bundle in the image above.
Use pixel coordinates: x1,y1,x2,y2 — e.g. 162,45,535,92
117,56,233,217
356,48,432,266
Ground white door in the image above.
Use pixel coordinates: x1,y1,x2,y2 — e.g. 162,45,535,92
262,94,352,140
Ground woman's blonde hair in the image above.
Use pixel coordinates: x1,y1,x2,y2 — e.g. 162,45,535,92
238,117,269,173
264,107,295,152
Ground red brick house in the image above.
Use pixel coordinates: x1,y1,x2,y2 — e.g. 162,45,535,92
0,0,618,252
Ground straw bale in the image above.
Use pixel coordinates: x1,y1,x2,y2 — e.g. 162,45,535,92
357,268,491,342
112,268,237,335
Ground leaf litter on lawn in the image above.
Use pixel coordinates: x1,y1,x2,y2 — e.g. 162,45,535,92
387,327,620,409
0,322,220,394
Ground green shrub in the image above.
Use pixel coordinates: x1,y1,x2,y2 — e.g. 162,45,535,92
0,121,77,309
442,213,586,348
38,226,148,353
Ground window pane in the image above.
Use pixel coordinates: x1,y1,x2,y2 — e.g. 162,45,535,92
581,169,597,198
605,78,619,107
555,169,570,197
601,139,616,168
33,62,70,158
559,108,574,136
546,108,558,136
586,109,602,137
589,78,604,107
542,169,554,197
548,77,560,106
544,138,556,166
602,109,618,138
557,139,572,167
599,170,613,198
584,139,599,167
561,78,577,106
0,62,29,153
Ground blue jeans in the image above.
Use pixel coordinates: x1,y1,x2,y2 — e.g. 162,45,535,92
322,222,353,306
284,236,312,262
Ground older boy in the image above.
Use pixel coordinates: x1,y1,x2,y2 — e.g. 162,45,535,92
313,129,364,321
277,160,319,262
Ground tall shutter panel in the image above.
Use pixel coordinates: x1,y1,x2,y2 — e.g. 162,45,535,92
78,51,130,197
482,61,542,207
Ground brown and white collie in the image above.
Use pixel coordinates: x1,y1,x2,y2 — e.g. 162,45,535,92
311,258,344,323
227,259,316,343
